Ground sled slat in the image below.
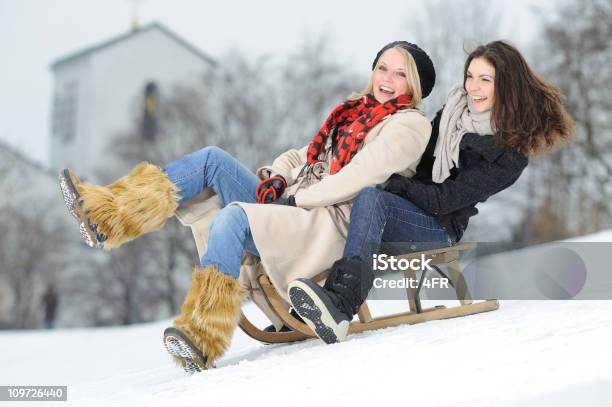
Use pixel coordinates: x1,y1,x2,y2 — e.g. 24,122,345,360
357,303,373,323
403,266,421,313
347,300,499,333
446,258,473,305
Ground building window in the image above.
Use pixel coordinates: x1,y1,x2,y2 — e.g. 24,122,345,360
52,81,78,144
142,82,158,140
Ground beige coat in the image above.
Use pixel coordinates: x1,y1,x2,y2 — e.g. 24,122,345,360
175,108,431,328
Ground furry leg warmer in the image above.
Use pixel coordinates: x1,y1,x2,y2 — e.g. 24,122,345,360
77,162,180,249
170,265,244,369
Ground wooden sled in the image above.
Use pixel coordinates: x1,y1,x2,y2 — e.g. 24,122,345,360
239,243,499,343
174,191,498,345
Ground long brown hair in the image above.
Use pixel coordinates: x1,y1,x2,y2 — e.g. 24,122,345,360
464,41,574,156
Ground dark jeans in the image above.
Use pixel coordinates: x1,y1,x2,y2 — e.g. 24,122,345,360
343,187,454,262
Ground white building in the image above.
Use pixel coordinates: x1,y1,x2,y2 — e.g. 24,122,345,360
49,22,215,181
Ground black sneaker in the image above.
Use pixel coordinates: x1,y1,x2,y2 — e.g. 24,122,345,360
58,169,107,248
263,324,293,333
163,327,209,374
263,308,304,333
288,279,351,344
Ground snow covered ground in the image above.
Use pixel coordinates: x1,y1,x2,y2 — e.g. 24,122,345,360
2,231,612,406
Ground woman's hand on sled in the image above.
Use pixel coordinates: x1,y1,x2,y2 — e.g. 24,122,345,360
256,175,287,203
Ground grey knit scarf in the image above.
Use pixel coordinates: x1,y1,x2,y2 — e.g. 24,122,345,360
432,86,493,183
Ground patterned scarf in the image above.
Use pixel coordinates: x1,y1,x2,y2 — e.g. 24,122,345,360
307,94,413,174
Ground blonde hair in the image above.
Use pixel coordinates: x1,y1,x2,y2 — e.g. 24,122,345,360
349,46,422,107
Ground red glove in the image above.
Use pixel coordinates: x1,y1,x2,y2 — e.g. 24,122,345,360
256,175,287,204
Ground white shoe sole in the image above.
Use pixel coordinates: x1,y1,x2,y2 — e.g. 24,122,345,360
163,327,208,374
58,169,105,248
288,280,349,344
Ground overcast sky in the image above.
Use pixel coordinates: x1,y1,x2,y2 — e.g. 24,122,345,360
0,0,548,166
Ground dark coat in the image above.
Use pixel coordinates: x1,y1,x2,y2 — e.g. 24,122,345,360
385,109,529,242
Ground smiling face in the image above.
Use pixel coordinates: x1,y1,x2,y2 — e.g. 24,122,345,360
465,57,496,112
372,48,410,104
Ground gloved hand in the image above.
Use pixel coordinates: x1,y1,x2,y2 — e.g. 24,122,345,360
383,174,409,197
273,195,296,207
256,175,287,204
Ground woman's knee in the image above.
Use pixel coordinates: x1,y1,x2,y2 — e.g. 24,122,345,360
188,146,227,165
212,205,248,232
353,187,386,211
355,186,384,203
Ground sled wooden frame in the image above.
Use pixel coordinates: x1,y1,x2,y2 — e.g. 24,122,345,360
239,243,499,343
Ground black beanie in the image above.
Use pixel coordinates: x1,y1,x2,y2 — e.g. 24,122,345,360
371,41,436,99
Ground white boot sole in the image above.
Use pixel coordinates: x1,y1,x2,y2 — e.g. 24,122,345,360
288,280,349,344
163,327,208,374
58,169,105,248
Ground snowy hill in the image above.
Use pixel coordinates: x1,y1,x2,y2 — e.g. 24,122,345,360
1,231,612,406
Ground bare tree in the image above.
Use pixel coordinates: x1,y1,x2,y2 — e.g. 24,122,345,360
406,0,504,115
200,37,359,168
272,34,360,152
532,0,612,236
0,144,75,329
0,205,65,328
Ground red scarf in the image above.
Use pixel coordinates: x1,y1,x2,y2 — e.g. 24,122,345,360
307,94,413,174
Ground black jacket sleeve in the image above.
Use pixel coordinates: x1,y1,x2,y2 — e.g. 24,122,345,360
385,151,528,215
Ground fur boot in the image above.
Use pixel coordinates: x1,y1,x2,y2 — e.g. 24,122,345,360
164,265,244,373
59,162,180,249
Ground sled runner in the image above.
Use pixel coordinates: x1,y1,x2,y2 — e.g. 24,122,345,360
175,190,499,345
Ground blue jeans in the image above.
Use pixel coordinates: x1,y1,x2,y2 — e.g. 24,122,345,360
344,187,453,262
162,146,260,278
